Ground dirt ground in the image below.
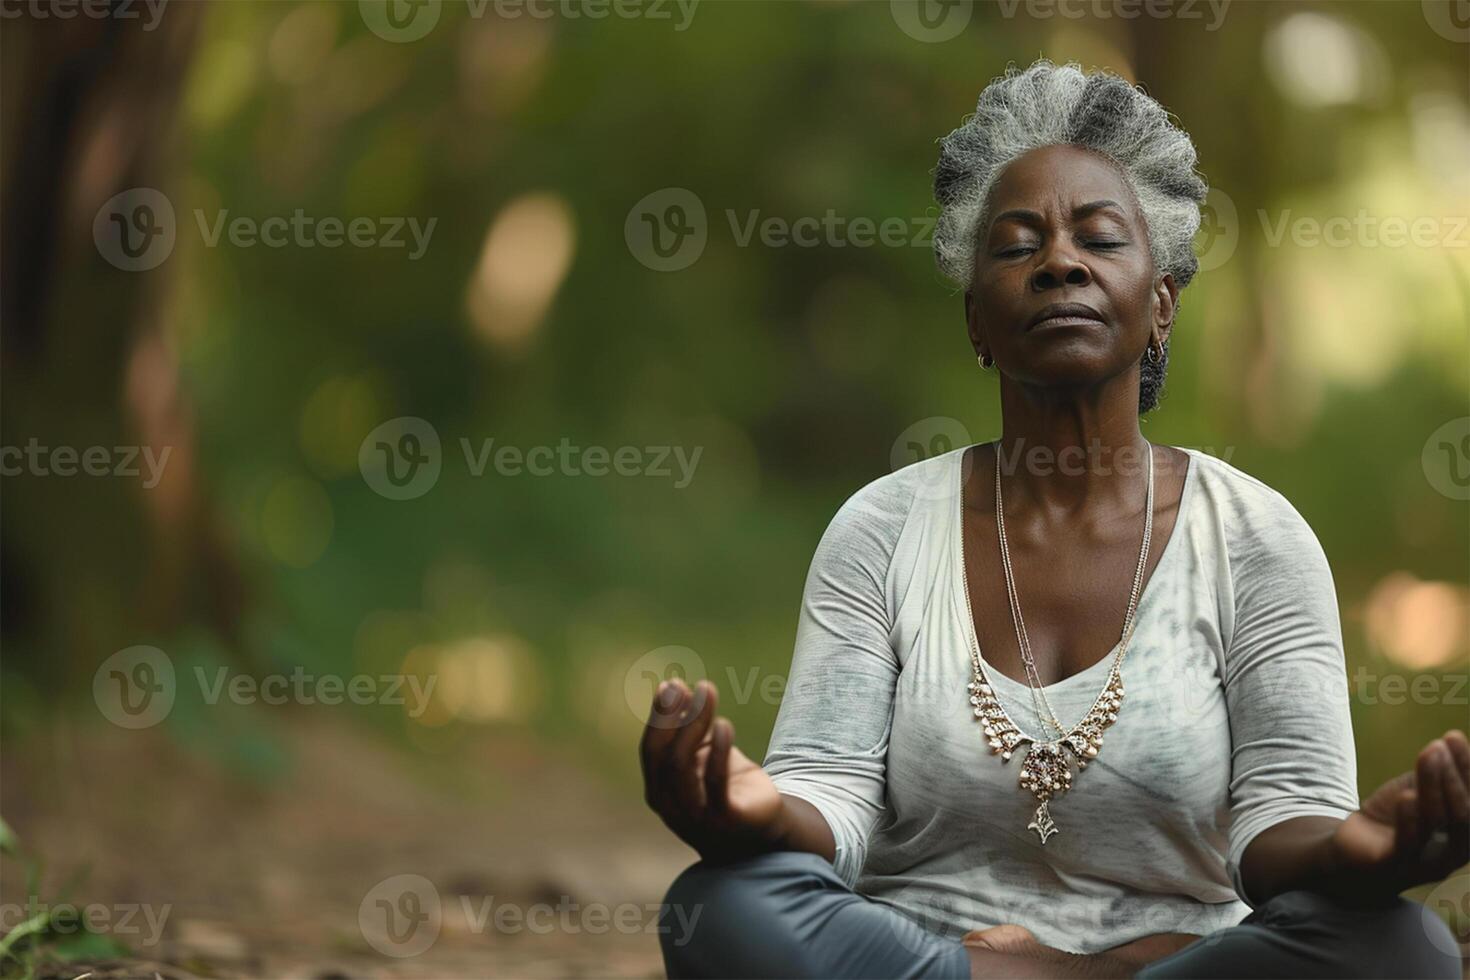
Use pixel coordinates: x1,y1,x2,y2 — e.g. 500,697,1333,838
0,717,691,979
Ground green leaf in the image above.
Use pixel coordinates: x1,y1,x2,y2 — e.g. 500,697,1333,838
0,910,50,962
48,929,131,962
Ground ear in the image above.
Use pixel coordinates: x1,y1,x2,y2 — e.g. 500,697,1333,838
1152,273,1180,347
964,290,988,361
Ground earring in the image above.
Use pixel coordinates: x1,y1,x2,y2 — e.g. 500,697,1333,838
978,353,993,369
1146,342,1162,365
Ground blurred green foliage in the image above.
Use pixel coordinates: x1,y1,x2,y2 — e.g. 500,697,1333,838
2,0,1466,800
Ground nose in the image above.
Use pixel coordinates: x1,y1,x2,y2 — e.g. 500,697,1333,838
1029,241,1092,291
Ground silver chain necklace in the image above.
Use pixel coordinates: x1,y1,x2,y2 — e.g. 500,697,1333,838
962,440,1154,843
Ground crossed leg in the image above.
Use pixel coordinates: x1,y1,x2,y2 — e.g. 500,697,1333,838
658,850,1462,979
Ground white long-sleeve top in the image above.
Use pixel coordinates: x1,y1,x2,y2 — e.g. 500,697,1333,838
763,444,1360,954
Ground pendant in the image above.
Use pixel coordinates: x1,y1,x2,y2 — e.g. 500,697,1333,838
969,670,1127,844
1027,802,1058,843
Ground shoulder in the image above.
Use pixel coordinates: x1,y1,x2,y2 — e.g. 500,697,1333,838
810,447,961,572
1182,448,1334,590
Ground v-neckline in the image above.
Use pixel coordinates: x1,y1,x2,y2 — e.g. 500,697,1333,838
950,442,1198,698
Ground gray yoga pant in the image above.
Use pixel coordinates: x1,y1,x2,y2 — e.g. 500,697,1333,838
658,850,1462,979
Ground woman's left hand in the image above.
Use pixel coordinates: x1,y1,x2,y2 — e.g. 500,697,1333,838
1329,729,1470,897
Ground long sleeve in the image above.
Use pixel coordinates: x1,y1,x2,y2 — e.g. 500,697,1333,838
1220,483,1361,906
761,471,914,887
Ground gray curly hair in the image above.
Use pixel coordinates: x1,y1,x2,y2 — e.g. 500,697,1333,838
933,60,1208,412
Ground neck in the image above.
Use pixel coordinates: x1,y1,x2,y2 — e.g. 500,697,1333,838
994,377,1150,514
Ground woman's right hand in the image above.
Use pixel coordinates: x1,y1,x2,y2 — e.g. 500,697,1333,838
640,677,786,863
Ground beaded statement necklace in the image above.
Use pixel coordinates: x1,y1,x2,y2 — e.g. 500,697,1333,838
961,441,1154,843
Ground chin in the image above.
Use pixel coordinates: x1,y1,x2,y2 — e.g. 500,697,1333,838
1012,342,1119,386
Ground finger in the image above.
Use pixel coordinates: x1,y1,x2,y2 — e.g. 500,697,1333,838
1395,788,1420,860
642,680,686,755
670,681,718,812
641,680,688,782
704,717,733,817
1442,731,1470,825
641,681,690,812
1416,740,1451,835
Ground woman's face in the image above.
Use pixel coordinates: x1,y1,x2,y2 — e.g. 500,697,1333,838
966,143,1177,388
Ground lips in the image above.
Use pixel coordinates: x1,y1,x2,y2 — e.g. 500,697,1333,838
1027,302,1105,330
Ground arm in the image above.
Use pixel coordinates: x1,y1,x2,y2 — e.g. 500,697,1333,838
761,475,907,883
640,474,907,872
1221,489,1469,906
1241,736,1470,907
639,676,838,865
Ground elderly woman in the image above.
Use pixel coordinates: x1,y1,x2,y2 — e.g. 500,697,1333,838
640,61,1467,979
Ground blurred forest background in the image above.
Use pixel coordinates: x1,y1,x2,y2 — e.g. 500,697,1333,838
1,0,1467,976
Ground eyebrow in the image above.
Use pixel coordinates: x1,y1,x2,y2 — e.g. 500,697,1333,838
990,200,1129,226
